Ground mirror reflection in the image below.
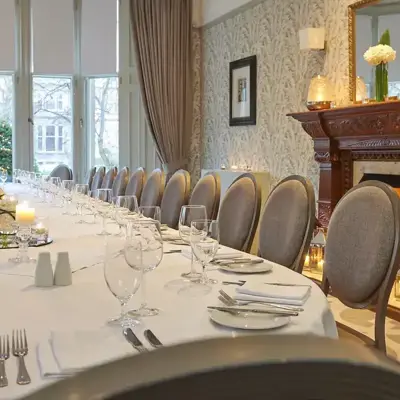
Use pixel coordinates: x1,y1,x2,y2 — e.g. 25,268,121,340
356,0,400,99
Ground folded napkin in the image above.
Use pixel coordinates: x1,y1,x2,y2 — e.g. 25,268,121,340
235,282,311,306
37,329,133,378
181,247,242,261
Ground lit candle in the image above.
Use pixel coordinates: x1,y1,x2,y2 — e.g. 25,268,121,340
304,255,310,267
317,259,324,271
231,165,238,171
16,204,35,225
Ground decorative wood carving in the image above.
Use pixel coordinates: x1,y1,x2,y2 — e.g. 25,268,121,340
288,101,400,226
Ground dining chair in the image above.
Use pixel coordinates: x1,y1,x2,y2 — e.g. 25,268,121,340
125,167,146,204
140,169,165,215
257,175,315,273
188,172,220,220
112,167,130,198
90,166,105,196
22,335,400,400
322,180,400,354
218,173,261,252
160,169,191,229
49,164,72,181
86,166,96,190
101,167,118,190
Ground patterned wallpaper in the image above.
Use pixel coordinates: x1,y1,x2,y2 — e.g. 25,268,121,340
201,0,355,191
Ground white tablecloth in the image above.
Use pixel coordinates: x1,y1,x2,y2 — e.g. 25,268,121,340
0,184,337,399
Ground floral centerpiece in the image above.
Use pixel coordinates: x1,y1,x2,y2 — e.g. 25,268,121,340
364,30,396,102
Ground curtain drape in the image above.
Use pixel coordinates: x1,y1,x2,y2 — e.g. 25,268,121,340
130,0,193,174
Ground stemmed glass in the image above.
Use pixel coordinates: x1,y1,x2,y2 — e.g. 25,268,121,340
9,225,34,264
74,184,89,224
95,189,113,235
127,220,163,317
113,195,139,237
104,235,141,328
179,220,220,296
179,205,207,280
61,180,75,215
139,206,161,221
0,169,7,188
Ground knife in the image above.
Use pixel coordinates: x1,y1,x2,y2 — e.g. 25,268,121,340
207,306,298,317
144,329,163,349
215,259,264,266
123,329,148,353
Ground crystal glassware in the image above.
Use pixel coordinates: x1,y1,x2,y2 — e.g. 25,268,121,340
61,180,75,215
139,206,161,221
95,189,113,235
74,184,89,224
127,220,163,317
112,195,139,237
0,169,7,188
179,205,207,280
9,224,35,264
104,235,141,328
179,220,220,297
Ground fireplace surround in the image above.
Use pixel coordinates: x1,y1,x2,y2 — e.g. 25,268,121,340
288,101,400,227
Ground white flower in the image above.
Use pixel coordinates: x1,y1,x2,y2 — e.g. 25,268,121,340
364,44,396,66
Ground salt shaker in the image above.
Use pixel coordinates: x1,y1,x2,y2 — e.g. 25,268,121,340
54,252,72,286
35,252,53,287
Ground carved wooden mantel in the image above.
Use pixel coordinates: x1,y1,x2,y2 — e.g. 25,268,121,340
288,101,400,227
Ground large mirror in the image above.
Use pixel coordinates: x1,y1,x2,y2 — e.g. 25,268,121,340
349,0,400,102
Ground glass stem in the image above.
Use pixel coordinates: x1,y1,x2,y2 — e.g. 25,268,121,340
190,252,195,274
201,263,208,284
140,269,147,309
102,216,107,232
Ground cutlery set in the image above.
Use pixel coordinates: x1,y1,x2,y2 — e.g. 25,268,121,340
123,328,163,353
0,330,30,388
222,280,310,287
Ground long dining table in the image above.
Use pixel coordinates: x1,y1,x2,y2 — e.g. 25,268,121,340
0,184,337,399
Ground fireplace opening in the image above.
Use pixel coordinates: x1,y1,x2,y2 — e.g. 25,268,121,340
359,173,400,189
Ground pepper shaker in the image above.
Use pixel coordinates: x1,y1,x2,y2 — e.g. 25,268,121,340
35,252,53,287
54,252,72,286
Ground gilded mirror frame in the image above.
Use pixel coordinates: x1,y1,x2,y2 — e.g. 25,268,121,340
348,0,380,102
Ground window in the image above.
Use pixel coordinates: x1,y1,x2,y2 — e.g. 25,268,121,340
87,77,119,168
33,76,72,174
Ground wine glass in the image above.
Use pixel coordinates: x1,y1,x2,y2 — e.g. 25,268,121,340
74,184,89,224
179,205,207,280
139,206,161,222
61,180,75,215
113,195,139,237
95,188,113,235
0,169,7,188
179,220,219,296
127,220,163,317
104,235,141,328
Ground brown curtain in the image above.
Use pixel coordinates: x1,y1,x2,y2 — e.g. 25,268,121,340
130,0,193,174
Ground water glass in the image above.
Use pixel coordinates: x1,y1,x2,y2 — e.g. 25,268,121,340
139,206,161,221
74,184,89,224
113,195,139,237
104,235,141,327
127,220,163,317
0,169,7,188
62,180,75,215
179,205,207,280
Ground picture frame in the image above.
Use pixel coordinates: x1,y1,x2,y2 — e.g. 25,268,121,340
229,55,257,126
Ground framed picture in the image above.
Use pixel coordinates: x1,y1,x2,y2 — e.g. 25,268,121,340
229,55,257,126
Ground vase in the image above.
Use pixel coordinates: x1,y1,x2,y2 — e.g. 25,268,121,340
375,63,388,102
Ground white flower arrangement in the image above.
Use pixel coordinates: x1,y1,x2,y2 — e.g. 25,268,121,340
364,44,396,66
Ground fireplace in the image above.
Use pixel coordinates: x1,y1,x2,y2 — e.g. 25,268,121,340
288,101,400,227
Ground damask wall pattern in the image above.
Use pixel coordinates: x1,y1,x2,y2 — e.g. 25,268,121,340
202,0,355,191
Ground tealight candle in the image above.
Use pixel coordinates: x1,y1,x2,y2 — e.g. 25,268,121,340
16,204,35,225
231,165,238,171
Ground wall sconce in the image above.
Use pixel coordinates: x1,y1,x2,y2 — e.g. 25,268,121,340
299,28,325,51
306,75,333,111
355,76,367,103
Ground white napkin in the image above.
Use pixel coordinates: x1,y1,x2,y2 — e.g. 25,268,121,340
235,282,311,306
162,231,182,241
37,329,133,378
181,247,242,260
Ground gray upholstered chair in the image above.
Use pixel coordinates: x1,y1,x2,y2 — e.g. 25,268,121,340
218,173,261,252
258,175,316,273
22,335,400,400
140,169,165,213
189,172,221,220
49,164,72,181
322,180,400,354
90,166,105,196
101,167,118,189
112,167,130,198
86,166,96,190
125,167,146,203
160,169,191,229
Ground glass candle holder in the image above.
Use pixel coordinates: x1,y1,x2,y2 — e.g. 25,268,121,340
9,224,34,264
306,75,333,110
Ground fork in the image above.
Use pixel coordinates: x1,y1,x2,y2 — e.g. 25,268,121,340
12,330,31,385
219,290,304,312
0,335,9,387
